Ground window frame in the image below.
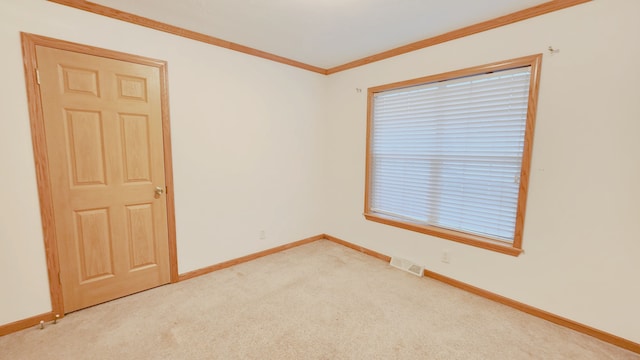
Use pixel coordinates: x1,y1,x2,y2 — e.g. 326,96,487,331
364,54,543,256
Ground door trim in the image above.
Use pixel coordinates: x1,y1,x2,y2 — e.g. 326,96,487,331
20,32,179,317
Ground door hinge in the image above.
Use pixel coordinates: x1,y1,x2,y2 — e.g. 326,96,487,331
36,69,41,85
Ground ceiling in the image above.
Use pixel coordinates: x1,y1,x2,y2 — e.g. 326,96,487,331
89,0,551,69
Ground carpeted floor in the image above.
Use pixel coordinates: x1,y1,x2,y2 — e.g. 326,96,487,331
0,240,637,359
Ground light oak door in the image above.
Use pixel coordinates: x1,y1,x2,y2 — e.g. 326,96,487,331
36,46,170,312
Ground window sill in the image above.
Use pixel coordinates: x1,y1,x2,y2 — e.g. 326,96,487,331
363,212,523,257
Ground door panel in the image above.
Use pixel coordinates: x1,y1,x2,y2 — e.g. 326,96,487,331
121,114,152,182
36,45,170,312
126,203,157,269
66,109,107,185
74,208,114,282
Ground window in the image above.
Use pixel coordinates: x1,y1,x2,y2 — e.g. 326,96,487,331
364,54,542,256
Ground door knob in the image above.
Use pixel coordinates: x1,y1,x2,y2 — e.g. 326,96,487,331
154,186,165,198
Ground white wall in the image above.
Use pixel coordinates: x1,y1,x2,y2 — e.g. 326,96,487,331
0,0,326,325
323,0,640,343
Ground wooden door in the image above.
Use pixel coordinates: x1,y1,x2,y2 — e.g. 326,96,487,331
35,45,171,312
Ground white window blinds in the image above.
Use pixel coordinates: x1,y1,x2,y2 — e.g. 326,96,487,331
369,66,532,243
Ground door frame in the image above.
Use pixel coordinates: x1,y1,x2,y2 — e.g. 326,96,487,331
20,32,179,318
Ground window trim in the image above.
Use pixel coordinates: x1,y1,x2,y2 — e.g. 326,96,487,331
364,54,543,256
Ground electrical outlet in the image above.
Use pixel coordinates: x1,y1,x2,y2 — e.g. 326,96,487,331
259,230,266,239
441,250,451,264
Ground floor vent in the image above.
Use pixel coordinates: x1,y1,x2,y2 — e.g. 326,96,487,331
390,256,424,277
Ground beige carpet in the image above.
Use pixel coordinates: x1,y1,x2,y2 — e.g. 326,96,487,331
1,240,637,359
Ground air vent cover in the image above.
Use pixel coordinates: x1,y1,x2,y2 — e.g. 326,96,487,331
390,256,424,277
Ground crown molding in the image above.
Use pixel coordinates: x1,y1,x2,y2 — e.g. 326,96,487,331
48,0,591,75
